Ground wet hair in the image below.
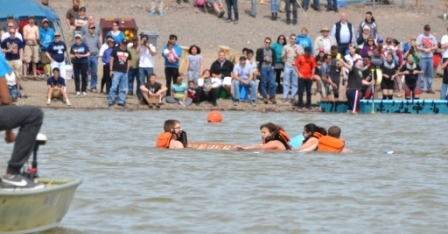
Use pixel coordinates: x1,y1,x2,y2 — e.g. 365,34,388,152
164,119,180,132
169,34,178,40
277,35,287,46
188,45,201,54
328,126,341,138
304,123,327,136
260,122,284,141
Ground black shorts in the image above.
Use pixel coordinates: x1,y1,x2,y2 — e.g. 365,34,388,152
381,79,395,90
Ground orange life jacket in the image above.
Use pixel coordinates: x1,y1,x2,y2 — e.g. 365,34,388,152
264,130,292,150
156,132,173,148
313,132,345,153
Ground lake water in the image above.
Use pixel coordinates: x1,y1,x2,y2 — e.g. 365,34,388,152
1,110,447,233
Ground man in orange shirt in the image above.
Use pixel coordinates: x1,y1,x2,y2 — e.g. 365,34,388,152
294,47,316,109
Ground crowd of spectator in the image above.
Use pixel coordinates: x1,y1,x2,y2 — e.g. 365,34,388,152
1,0,448,110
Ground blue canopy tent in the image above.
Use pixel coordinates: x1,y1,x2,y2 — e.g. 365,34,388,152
0,0,58,22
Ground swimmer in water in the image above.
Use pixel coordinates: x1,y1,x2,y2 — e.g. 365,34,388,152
236,122,291,151
156,119,187,149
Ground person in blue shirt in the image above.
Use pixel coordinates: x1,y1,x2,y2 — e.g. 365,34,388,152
39,18,54,76
70,34,90,96
47,67,70,106
1,27,23,81
0,51,45,191
296,28,314,55
46,31,67,76
106,21,125,46
165,76,192,107
100,38,115,94
162,34,182,96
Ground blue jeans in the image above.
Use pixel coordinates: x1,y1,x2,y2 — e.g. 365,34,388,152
127,68,140,96
260,67,276,98
283,65,298,99
88,56,98,91
303,0,320,8
9,86,18,99
226,0,239,20
139,67,154,83
441,83,448,100
234,80,257,101
250,0,256,16
109,71,128,105
419,57,433,91
327,0,338,9
271,0,279,12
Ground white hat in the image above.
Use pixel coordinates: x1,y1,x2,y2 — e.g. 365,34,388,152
74,33,82,39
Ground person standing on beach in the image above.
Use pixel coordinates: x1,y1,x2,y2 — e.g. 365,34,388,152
270,0,279,21
39,18,54,77
327,0,338,12
357,11,378,40
294,47,317,110
416,25,437,94
82,24,101,93
139,35,156,84
162,35,182,97
282,34,303,103
256,37,277,104
23,15,40,80
0,51,45,191
184,45,203,86
126,36,140,97
284,0,297,25
70,34,90,96
100,38,115,94
302,0,321,11
1,27,23,84
108,39,132,107
46,32,67,77
313,27,337,55
149,0,164,16
226,0,239,24
81,16,102,44
66,0,80,45
331,13,355,56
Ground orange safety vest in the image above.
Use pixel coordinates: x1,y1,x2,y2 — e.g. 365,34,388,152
313,132,345,153
264,130,291,150
156,132,173,148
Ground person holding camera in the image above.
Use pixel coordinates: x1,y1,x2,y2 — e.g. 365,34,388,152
138,35,156,88
403,38,421,64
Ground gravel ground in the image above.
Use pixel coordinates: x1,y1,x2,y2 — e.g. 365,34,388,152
13,0,446,111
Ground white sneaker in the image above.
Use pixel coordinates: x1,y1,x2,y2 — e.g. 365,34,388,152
76,92,80,96
47,99,51,105
444,14,447,20
66,99,71,106
82,92,87,96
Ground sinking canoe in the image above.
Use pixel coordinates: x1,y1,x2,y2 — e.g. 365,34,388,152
0,178,82,234
187,142,236,150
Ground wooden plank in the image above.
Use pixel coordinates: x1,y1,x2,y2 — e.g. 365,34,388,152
187,142,236,150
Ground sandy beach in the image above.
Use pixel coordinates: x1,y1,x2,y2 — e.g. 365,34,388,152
11,0,447,111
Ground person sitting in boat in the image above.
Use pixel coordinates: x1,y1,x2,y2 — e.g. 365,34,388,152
0,51,45,190
156,119,187,149
297,123,327,152
236,122,291,151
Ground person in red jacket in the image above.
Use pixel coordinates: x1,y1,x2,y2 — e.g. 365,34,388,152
294,47,317,109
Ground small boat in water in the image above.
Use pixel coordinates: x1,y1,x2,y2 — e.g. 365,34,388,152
0,134,82,234
318,100,448,114
0,178,82,234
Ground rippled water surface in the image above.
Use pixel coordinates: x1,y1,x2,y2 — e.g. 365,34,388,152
1,110,447,233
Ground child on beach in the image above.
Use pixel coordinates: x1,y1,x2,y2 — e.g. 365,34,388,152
166,76,192,107
399,54,423,100
184,45,203,86
163,42,179,64
187,81,196,103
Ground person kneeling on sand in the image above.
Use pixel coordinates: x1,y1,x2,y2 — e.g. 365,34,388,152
196,70,220,106
166,76,193,107
156,119,187,149
140,73,167,108
236,122,291,151
47,68,71,106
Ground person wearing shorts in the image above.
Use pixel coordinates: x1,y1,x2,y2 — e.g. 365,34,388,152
23,15,40,79
1,27,23,82
399,54,423,100
210,51,234,97
39,18,54,77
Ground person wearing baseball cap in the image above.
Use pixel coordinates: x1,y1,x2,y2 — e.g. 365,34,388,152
108,36,132,107
23,15,40,79
416,24,438,94
83,23,101,92
70,31,91,96
46,31,67,77
39,18,55,76
232,54,257,106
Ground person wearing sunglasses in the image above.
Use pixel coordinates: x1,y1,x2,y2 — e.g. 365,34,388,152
256,37,277,104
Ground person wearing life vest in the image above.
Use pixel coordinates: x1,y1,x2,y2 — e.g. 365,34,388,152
318,125,347,153
156,119,187,149
236,122,291,151
297,123,327,152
